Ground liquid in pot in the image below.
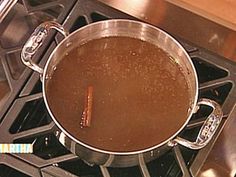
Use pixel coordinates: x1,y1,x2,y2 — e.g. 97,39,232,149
46,36,190,152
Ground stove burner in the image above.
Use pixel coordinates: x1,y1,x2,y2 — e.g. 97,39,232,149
0,0,236,177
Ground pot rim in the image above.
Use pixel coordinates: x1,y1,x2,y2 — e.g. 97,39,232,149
42,19,199,155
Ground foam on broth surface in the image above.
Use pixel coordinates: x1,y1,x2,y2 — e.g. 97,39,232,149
46,36,190,152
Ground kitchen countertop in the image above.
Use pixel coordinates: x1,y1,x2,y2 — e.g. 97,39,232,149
99,0,236,62
197,105,236,177
167,0,236,31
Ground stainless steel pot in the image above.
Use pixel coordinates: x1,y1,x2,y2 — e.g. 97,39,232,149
21,19,223,167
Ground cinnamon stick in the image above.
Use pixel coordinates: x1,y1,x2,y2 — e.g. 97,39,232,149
81,86,93,127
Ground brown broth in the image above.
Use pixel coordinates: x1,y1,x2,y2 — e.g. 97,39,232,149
46,36,190,152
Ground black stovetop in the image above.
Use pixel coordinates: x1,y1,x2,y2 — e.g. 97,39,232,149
0,0,236,177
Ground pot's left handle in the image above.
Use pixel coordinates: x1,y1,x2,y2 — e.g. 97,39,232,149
169,98,223,150
21,21,68,75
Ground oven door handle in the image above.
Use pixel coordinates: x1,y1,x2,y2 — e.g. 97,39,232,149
21,21,68,75
170,98,223,150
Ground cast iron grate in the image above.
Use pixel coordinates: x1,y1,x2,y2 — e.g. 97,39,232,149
31,79,43,95
70,16,88,33
25,0,57,7
6,51,25,80
0,0,236,177
0,164,30,177
146,150,182,177
9,99,51,133
192,59,228,83
58,159,104,177
199,83,232,105
0,0,76,121
14,133,71,160
108,166,143,177
91,12,109,22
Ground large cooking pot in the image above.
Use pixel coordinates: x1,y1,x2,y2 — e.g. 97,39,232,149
21,19,223,167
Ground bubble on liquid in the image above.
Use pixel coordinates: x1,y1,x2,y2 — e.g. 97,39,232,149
103,43,108,49
45,74,52,80
66,42,72,47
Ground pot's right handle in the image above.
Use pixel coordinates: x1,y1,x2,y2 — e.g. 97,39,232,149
170,98,223,150
21,21,68,75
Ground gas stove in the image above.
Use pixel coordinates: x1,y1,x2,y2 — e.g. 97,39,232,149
0,0,236,177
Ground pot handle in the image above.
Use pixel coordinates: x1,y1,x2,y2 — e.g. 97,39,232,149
170,98,223,150
21,21,68,75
